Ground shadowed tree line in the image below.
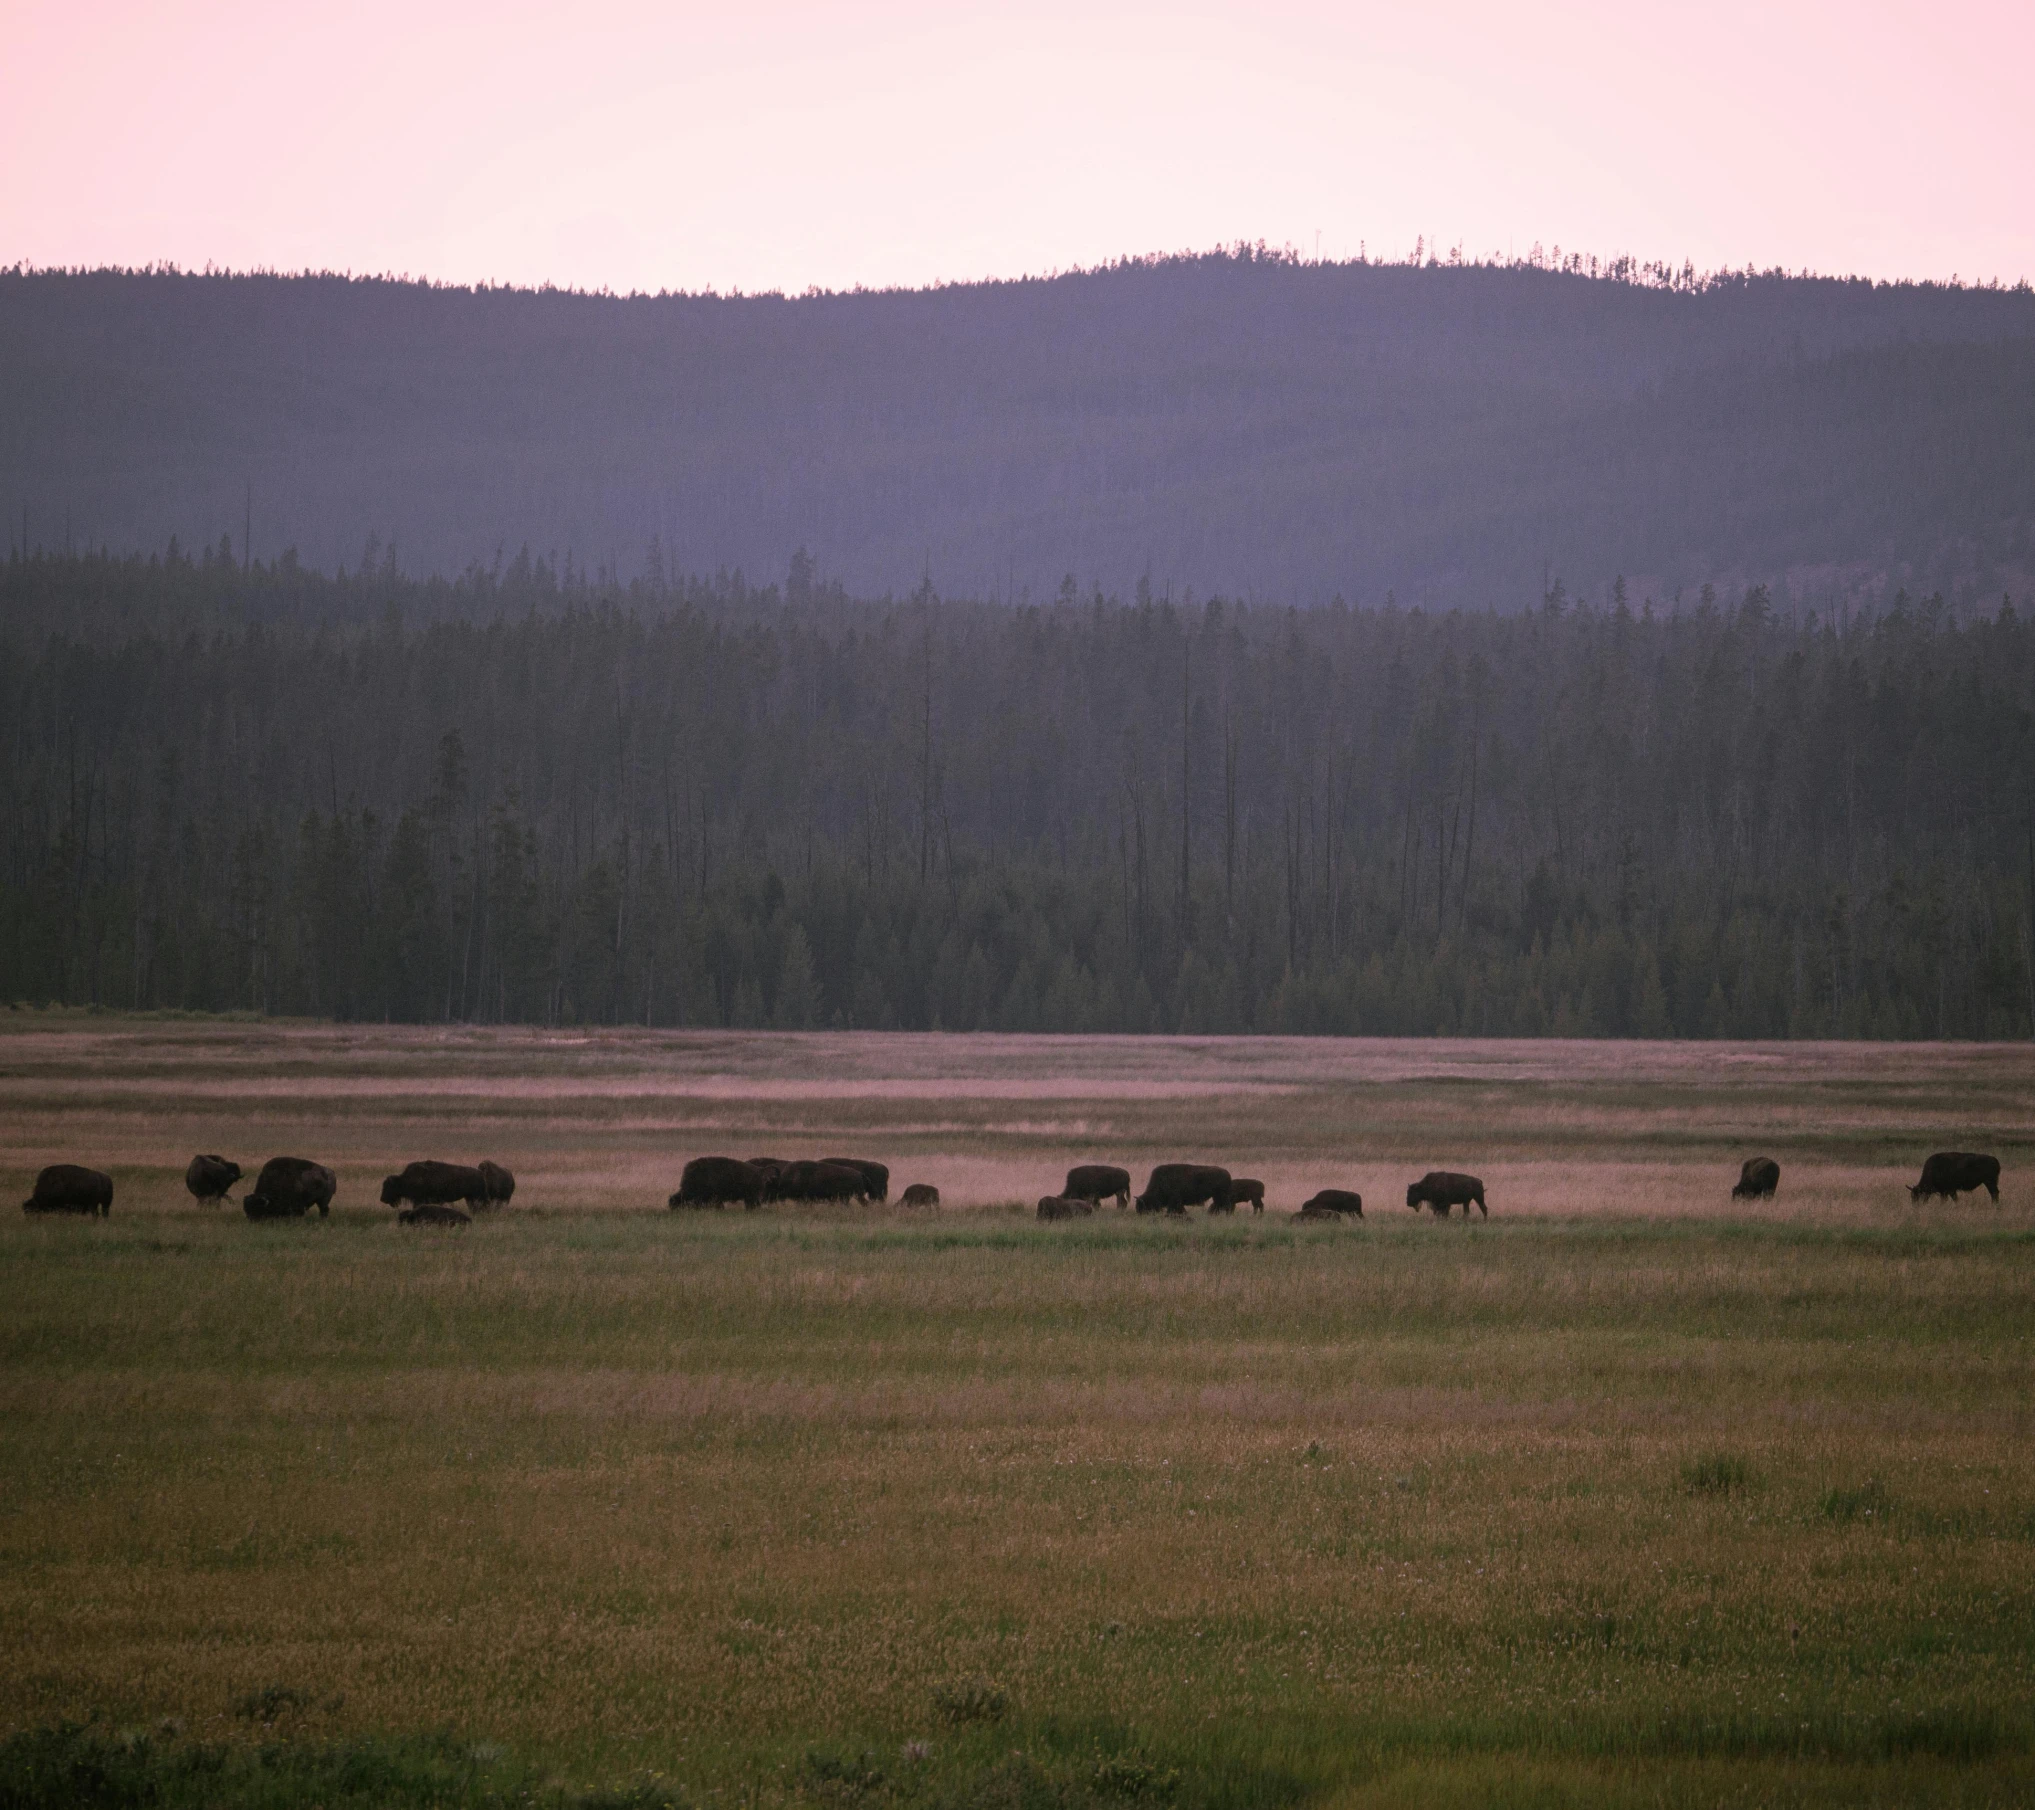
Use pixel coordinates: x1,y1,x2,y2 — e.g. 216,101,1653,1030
4,547,2034,1038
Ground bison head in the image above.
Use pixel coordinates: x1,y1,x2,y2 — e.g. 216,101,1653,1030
378,1175,403,1206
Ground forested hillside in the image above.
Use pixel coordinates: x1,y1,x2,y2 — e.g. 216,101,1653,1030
4,548,2032,1037
4,251,2033,605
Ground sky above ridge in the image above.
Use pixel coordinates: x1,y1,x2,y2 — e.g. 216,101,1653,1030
8,0,2031,294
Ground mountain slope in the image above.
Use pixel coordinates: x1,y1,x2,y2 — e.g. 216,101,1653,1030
3,253,2031,603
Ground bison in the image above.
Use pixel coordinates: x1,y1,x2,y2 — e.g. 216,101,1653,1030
766,1160,870,1204
1297,1189,1362,1219
398,1202,471,1227
244,1156,337,1220
670,1156,768,1210
1037,1194,1095,1220
822,1157,890,1203
478,1160,516,1207
900,1183,941,1208
22,1163,113,1216
1135,1163,1233,1215
1910,1151,2001,1204
184,1154,241,1204
1407,1171,1486,1219
380,1160,490,1211
1230,1177,1267,1214
1063,1164,1132,1208
1731,1157,1781,1201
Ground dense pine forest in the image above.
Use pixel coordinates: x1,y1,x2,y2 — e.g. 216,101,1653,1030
4,547,2033,1037
5,251,2033,604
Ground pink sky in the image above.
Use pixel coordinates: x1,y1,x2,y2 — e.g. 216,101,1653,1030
7,0,2031,294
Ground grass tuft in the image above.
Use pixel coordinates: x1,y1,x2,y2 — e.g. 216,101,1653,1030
1681,1453,1753,1497
1821,1479,1893,1523
932,1678,1011,1727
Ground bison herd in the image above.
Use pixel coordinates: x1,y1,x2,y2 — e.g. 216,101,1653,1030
14,1148,2014,1221
19,1153,516,1225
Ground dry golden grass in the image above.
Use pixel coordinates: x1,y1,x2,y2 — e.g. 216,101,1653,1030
2,1015,2032,1808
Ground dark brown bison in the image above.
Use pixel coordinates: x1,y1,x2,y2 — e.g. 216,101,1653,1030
766,1160,870,1204
244,1157,337,1220
670,1156,768,1210
1731,1157,1781,1200
1230,1177,1267,1214
746,1157,789,1182
1910,1152,2001,1203
1297,1189,1362,1219
1037,1194,1095,1220
477,1160,516,1207
900,1183,940,1208
380,1160,490,1210
1407,1171,1486,1218
1135,1163,1233,1214
398,1202,472,1227
184,1154,241,1204
822,1157,889,1203
22,1163,113,1216
1063,1164,1132,1208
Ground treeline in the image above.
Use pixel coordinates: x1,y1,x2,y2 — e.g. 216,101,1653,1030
3,549,2034,1038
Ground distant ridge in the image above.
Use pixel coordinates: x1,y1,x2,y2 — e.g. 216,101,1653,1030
3,249,2032,606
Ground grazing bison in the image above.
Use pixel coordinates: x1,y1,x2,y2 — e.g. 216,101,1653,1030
766,1160,870,1204
1037,1194,1095,1220
398,1202,471,1227
822,1157,890,1203
380,1160,489,1211
244,1156,337,1220
184,1154,241,1204
1135,1163,1234,1215
1230,1177,1267,1214
900,1183,940,1208
1297,1189,1362,1219
1732,1157,1781,1201
1910,1151,2001,1204
670,1156,768,1210
478,1160,516,1207
1063,1164,1132,1208
1407,1171,1486,1219
22,1163,113,1216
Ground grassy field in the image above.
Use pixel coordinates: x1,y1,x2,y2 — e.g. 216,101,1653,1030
2,1016,2033,1808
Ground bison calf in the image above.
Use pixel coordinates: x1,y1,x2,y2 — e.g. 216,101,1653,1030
1230,1177,1267,1214
23,1163,113,1217
1297,1189,1361,1220
900,1183,940,1208
1037,1194,1095,1220
398,1202,472,1227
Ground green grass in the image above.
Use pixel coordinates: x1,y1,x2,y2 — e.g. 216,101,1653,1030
2,1024,2033,1807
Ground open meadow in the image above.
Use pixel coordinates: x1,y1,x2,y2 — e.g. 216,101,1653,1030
2,1017,2033,1809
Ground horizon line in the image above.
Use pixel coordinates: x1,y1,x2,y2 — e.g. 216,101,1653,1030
7,239,2033,305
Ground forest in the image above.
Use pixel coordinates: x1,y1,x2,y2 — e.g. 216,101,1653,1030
3,546,2033,1038
4,250,2033,606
